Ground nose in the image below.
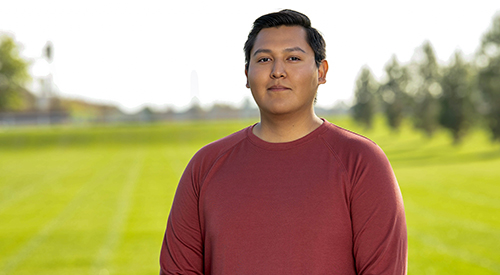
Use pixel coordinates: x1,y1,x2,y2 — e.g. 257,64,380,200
270,60,286,79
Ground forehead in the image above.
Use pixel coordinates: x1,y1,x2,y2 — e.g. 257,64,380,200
252,25,311,54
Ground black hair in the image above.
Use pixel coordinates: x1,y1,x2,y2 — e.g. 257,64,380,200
244,9,326,71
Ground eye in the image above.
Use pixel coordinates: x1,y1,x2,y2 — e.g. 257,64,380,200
257,57,271,63
288,56,301,61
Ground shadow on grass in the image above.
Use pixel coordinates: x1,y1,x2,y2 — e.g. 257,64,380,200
386,140,500,168
392,149,499,167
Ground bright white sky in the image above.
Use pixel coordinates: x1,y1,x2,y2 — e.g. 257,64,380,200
1,0,499,113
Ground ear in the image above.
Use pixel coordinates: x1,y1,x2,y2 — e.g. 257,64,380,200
318,60,328,84
245,68,250,88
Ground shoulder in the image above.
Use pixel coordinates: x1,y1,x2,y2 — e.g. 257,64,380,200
186,125,250,173
319,120,393,183
196,126,249,158
319,121,383,157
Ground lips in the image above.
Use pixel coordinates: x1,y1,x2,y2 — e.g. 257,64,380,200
268,85,291,92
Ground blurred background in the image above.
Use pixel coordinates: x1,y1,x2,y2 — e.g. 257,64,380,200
1,0,500,274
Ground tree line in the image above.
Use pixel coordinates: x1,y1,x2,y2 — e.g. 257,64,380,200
352,14,500,144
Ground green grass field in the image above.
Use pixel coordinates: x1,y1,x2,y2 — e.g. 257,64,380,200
0,117,499,274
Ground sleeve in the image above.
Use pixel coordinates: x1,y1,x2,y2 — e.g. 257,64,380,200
349,144,407,275
160,159,204,275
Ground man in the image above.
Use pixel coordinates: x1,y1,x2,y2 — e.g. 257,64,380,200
160,9,407,275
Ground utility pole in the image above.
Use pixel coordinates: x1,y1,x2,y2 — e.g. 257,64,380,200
37,41,53,124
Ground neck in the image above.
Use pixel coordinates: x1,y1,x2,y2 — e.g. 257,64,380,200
253,110,323,143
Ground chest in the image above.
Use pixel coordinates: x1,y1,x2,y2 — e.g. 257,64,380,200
199,144,352,239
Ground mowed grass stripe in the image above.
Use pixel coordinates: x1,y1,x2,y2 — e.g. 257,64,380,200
0,147,121,265
405,198,500,273
26,148,150,275
0,148,132,274
0,148,93,214
387,138,500,273
109,144,202,275
403,183,500,273
91,149,146,275
34,147,149,275
0,149,63,206
408,226,500,274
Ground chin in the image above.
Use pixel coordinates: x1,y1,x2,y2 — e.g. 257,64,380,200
255,97,313,117
260,104,306,117
256,100,289,115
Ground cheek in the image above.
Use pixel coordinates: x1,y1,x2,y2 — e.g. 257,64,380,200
295,66,319,86
247,68,268,86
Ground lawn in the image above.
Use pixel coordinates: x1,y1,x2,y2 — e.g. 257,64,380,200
0,117,499,274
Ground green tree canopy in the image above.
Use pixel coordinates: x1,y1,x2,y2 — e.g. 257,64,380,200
378,56,411,131
439,51,475,144
477,14,500,141
352,66,378,129
413,41,441,137
0,35,30,111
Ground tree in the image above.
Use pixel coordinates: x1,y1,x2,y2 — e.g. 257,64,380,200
477,14,500,141
439,51,475,144
413,42,441,137
352,67,378,129
0,35,30,111
378,56,411,131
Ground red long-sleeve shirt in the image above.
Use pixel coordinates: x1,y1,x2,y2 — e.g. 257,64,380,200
160,119,407,274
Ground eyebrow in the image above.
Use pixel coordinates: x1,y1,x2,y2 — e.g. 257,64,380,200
252,47,306,57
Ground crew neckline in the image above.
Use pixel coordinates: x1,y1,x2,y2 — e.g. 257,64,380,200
246,118,329,150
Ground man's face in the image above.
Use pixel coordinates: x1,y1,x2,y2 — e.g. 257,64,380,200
245,25,327,117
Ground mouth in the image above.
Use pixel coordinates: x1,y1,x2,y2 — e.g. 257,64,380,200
267,85,291,92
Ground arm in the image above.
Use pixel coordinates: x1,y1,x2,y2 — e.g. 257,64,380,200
160,160,204,275
350,145,407,275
